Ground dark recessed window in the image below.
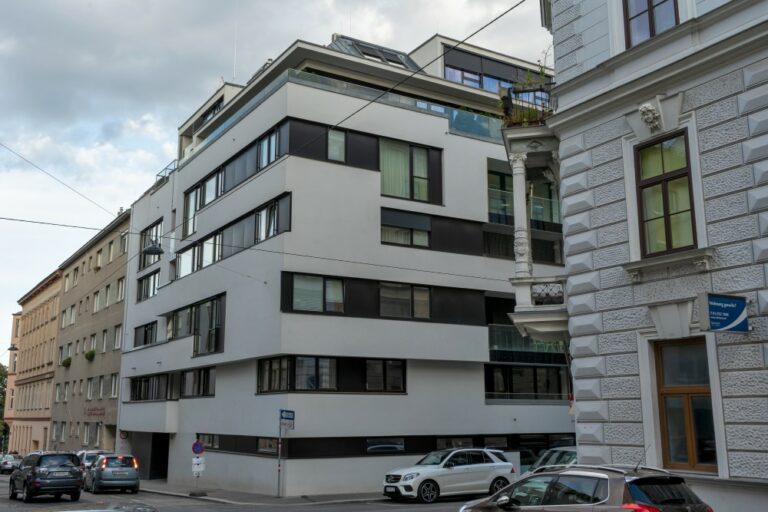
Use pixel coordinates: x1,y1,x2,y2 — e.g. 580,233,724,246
381,225,429,247
366,359,405,392
136,271,160,302
485,364,569,401
624,0,679,48
328,129,346,162
484,231,515,259
134,322,157,348
292,275,344,313
258,357,291,392
165,295,225,356
181,367,216,397
139,220,163,269
295,356,336,391
636,132,695,257
380,140,430,202
380,283,430,319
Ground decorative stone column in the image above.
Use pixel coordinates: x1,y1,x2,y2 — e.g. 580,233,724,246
510,152,532,279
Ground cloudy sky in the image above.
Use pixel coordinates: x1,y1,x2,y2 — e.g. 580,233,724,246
0,0,551,359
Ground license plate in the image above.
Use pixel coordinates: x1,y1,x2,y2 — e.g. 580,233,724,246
112,471,129,476
385,486,396,493
52,471,70,477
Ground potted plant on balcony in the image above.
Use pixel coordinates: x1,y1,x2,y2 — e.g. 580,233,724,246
84,349,96,362
62,357,72,368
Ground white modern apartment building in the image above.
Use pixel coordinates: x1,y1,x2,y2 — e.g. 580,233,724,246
117,34,573,495
504,1,768,510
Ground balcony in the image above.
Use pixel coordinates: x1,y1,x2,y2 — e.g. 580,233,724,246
120,400,179,433
530,195,561,230
489,324,567,364
507,276,568,342
501,85,553,128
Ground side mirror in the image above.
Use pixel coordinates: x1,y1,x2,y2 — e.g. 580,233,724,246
496,494,519,510
445,461,455,469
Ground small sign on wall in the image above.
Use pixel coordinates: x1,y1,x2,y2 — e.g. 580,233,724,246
700,293,749,333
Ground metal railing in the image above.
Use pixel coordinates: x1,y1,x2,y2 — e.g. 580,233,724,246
501,85,553,128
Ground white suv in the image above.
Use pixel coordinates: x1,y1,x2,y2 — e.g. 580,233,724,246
383,448,515,503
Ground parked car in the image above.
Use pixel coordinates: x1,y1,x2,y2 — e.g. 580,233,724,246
519,446,577,478
84,454,140,494
383,448,515,503
8,452,83,503
76,450,112,471
458,464,713,511
0,454,23,474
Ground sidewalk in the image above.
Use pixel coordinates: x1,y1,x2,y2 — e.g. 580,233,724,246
141,479,385,506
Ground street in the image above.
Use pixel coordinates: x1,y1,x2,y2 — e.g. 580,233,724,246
0,476,469,512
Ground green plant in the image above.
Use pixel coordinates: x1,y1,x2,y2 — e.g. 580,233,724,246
62,357,72,368
84,350,96,362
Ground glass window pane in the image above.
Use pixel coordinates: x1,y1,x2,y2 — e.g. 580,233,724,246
380,283,411,318
512,366,536,400
629,12,651,47
644,218,667,253
259,360,270,391
366,360,384,391
626,0,648,17
413,287,430,319
654,0,677,35
325,279,344,313
280,357,289,390
412,230,429,247
642,185,664,220
670,211,694,249
259,137,269,168
482,75,501,93
662,343,710,386
293,275,323,312
691,396,717,465
245,145,258,177
380,139,411,198
385,360,404,391
510,476,554,507
413,147,428,178
661,136,687,172
201,236,218,267
328,130,345,162
269,132,277,162
667,177,690,213
462,71,480,87
203,175,217,206
367,437,404,454
536,367,562,400
318,358,336,389
546,476,598,505
639,145,663,180
413,178,429,201
381,226,411,245
444,66,462,83
295,357,316,390
664,396,689,464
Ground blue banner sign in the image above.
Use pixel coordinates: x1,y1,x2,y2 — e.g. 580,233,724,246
702,293,749,333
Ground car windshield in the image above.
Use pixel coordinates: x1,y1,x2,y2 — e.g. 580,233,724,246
531,449,576,470
106,457,135,468
416,450,453,465
85,453,103,463
39,454,78,468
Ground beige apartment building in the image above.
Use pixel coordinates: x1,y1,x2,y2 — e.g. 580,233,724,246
8,271,61,453
50,210,129,452
3,312,21,452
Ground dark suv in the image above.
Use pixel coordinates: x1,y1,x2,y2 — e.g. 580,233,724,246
8,452,83,503
459,464,713,511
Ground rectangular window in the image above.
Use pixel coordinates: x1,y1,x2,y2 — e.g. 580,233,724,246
134,322,158,348
381,139,431,201
96,249,102,268
381,226,429,247
129,373,171,401
83,423,90,446
258,438,278,454
201,172,221,208
295,357,336,391
64,274,71,292
101,330,108,352
55,384,61,403
656,338,716,472
258,357,292,392
184,188,198,237
198,433,220,449
69,305,76,325
73,267,79,285
137,271,160,302
108,241,114,262
139,219,163,269
380,283,430,319
110,374,119,398
328,129,346,162
194,296,224,356
114,324,123,349
86,378,93,400
624,0,679,48
488,167,514,225
176,245,199,279
484,231,515,259
366,437,405,454
120,232,128,254
200,233,222,268
366,359,405,392
117,278,125,301
93,291,100,312
89,334,96,351
181,367,216,397
104,285,111,307
98,376,104,399
292,275,344,313
484,364,570,401
636,132,695,257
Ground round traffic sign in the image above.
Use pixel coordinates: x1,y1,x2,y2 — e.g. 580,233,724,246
192,440,205,455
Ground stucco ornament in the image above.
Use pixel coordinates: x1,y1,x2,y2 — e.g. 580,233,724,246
514,236,529,257
638,103,661,131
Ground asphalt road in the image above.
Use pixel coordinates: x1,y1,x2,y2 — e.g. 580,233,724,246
0,476,469,512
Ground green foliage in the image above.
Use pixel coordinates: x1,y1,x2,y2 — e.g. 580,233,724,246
85,349,96,362
62,357,72,368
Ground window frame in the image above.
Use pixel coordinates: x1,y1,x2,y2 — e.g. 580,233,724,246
655,337,717,473
379,139,433,203
291,274,345,314
380,225,430,248
623,0,680,49
635,130,697,258
137,270,160,302
379,282,431,320
139,218,163,270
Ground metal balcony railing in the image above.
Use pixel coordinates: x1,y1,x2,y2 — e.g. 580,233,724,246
501,85,553,128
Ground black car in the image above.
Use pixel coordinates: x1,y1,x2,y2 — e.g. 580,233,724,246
8,452,83,503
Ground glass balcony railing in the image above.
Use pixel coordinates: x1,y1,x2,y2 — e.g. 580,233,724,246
182,68,504,167
489,325,566,354
529,195,561,225
489,188,514,225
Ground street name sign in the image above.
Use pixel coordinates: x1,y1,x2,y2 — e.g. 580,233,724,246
280,409,295,430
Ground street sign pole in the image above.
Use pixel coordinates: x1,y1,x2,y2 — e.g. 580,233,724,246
277,416,282,498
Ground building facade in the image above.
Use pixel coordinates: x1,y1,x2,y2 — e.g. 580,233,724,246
505,1,768,510
49,210,130,452
8,271,61,453
117,34,574,495
4,312,21,452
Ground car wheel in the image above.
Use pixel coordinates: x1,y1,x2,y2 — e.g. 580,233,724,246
70,491,81,502
22,483,33,503
490,477,509,494
417,480,440,504
8,481,17,500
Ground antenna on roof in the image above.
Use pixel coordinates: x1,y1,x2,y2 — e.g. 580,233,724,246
634,443,652,472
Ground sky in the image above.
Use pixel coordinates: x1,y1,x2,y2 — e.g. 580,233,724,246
0,0,552,361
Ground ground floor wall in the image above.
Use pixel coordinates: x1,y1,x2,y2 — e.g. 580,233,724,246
8,419,50,454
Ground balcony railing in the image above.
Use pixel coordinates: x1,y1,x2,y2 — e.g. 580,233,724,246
182,68,504,166
529,195,561,225
501,85,553,128
489,325,567,354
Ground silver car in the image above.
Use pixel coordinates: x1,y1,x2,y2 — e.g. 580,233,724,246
0,454,22,474
76,450,112,471
84,454,140,494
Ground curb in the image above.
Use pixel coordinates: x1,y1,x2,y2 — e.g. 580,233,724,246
140,487,387,507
